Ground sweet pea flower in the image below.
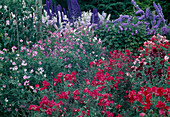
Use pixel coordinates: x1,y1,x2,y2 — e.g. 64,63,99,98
12,46,17,52
139,113,146,117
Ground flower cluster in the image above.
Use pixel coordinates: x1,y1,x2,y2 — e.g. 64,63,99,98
129,86,170,116
28,49,134,116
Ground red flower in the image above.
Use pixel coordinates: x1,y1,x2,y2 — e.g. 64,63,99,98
42,81,49,87
57,72,63,78
45,108,53,115
73,108,80,112
54,77,62,84
73,89,80,95
106,111,114,117
35,84,40,88
58,91,69,100
159,109,165,116
28,105,39,112
116,104,121,110
156,101,165,108
138,47,144,51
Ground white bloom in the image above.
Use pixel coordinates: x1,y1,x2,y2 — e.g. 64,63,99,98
5,98,8,102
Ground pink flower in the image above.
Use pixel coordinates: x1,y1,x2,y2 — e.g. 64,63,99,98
0,57,4,60
0,50,4,54
18,83,21,86
38,40,42,44
23,75,30,79
12,46,17,52
80,44,83,49
39,61,42,65
12,62,16,65
139,113,146,117
24,80,29,86
68,63,72,68
21,46,26,50
3,85,6,88
32,51,38,57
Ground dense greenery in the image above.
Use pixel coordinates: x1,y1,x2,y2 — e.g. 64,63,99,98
0,0,46,50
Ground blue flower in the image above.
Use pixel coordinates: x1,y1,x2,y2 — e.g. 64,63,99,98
90,9,100,24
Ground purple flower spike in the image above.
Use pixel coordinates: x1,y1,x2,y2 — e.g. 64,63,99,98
158,3,162,12
123,15,129,19
153,2,160,14
145,8,151,19
119,25,123,31
122,23,127,27
113,18,120,24
135,9,144,15
125,27,127,31
50,0,54,14
90,9,100,24
138,15,145,20
131,0,136,6
127,17,132,23
161,26,168,35
154,19,161,29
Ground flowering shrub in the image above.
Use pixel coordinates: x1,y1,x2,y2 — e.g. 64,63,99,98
95,0,169,54
95,16,149,53
0,46,47,116
128,87,170,116
130,34,170,90
28,50,134,116
0,23,107,116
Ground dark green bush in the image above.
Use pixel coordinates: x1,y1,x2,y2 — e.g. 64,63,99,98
77,0,132,20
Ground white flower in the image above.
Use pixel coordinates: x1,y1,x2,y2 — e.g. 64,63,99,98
101,57,105,60
30,69,34,73
164,56,169,61
21,61,27,66
5,98,8,102
24,69,27,72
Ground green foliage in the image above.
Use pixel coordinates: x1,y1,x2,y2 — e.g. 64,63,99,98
94,18,150,54
77,0,132,20
0,0,46,51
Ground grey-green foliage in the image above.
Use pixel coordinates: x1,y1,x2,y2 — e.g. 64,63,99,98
0,0,46,51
